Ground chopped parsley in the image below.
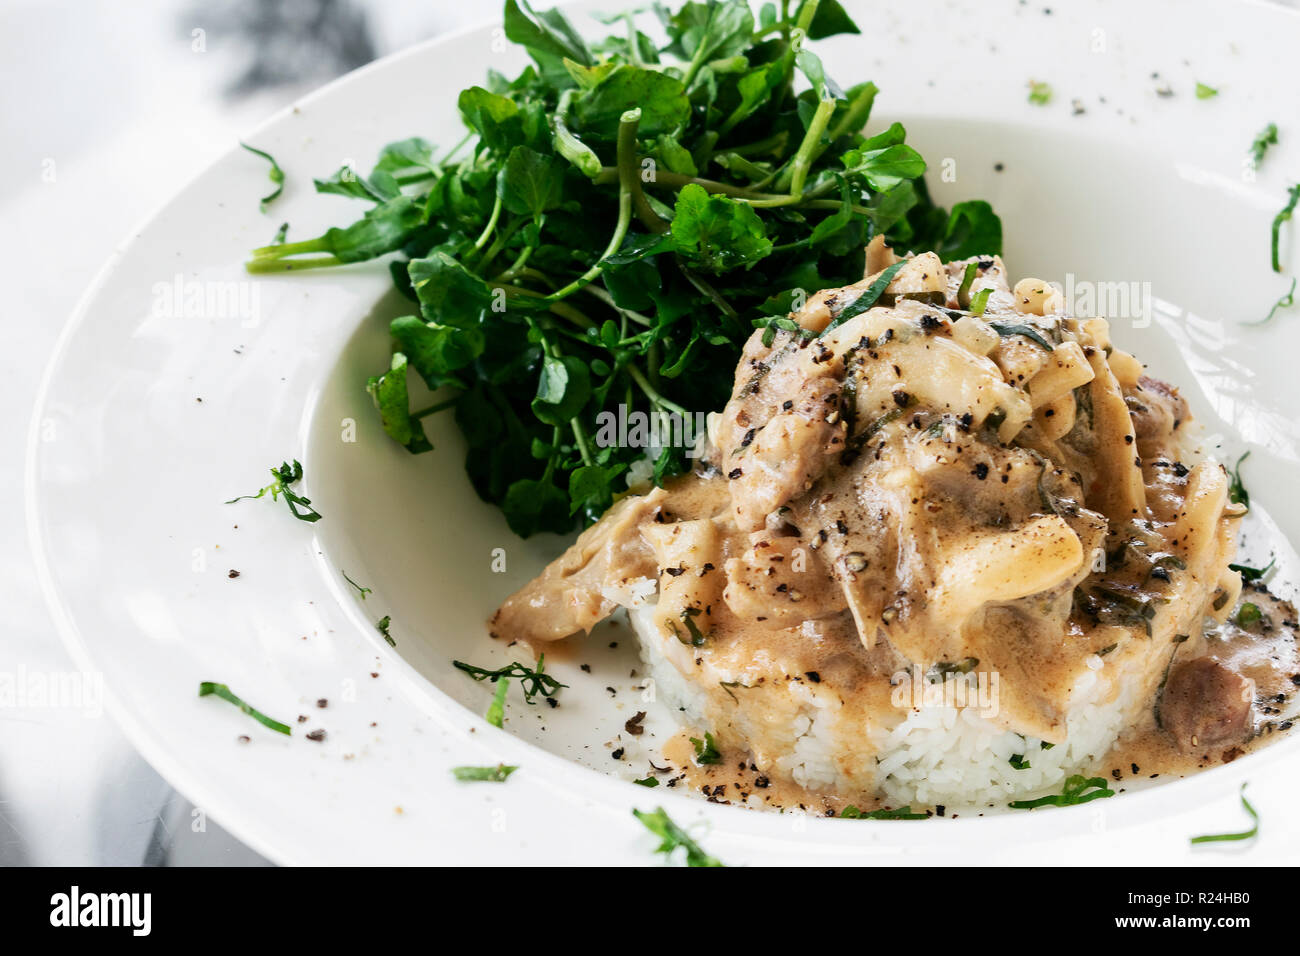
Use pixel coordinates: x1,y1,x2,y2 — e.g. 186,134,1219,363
1028,80,1053,105
633,807,724,866
225,459,322,523
690,731,722,765
453,656,567,703
198,681,291,736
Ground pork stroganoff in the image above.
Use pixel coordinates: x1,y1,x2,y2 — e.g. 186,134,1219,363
492,237,1299,813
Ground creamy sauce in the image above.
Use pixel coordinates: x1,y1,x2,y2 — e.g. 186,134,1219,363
490,244,1299,811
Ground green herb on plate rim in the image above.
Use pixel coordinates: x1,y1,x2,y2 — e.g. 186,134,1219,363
1272,183,1300,273
239,142,285,212
1248,276,1296,326
342,569,372,599
198,681,292,735
376,614,395,646
452,763,518,782
633,807,724,866
1250,122,1278,169
1194,82,1219,100
1190,783,1259,845
633,776,660,787
225,459,322,523
1008,774,1114,809
1027,80,1052,105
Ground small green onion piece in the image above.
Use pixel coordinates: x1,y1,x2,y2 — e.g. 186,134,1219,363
486,676,509,728
452,764,518,782
1190,784,1259,845
198,681,291,736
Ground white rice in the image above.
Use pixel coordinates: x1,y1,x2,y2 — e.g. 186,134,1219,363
629,603,1135,811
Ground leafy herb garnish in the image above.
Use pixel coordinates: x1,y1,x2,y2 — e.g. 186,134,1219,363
226,460,322,522
633,807,724,866
1194,82,1219,100
453,656,567,703
239,142,285,212
633,776,660,787
1272,183,1300,273
452,763,518,782
820,259,909,335
1008,774,1114,809
1009,754,1031,770
376,614,395,646
1190,783,1259,845
840,805,929,820
690,731,722,764
198,681,291,736
241,0,1001,537
970,287,993,317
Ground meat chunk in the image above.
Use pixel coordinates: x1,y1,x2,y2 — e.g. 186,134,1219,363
1159,656,1255,752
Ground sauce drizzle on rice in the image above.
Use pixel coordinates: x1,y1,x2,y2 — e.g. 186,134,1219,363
490,241,1300,812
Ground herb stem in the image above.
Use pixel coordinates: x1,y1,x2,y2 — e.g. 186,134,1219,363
542,184,632,303
472,192,504,253
618,109,670,234
626,363,691,418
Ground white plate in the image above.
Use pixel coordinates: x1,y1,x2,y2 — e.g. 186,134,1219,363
28,0,1300,865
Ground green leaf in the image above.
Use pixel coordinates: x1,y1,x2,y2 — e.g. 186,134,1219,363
572,65,691,140
314,165,400,202
937,199,1003,259
498,145,565,220
802,0,861,38
503,478,572,537
320,195,426,262
665,0,755,67
531,354,591,425
366,352,433,453
390,314,483,388
669,183,773,273
503,0,592,67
